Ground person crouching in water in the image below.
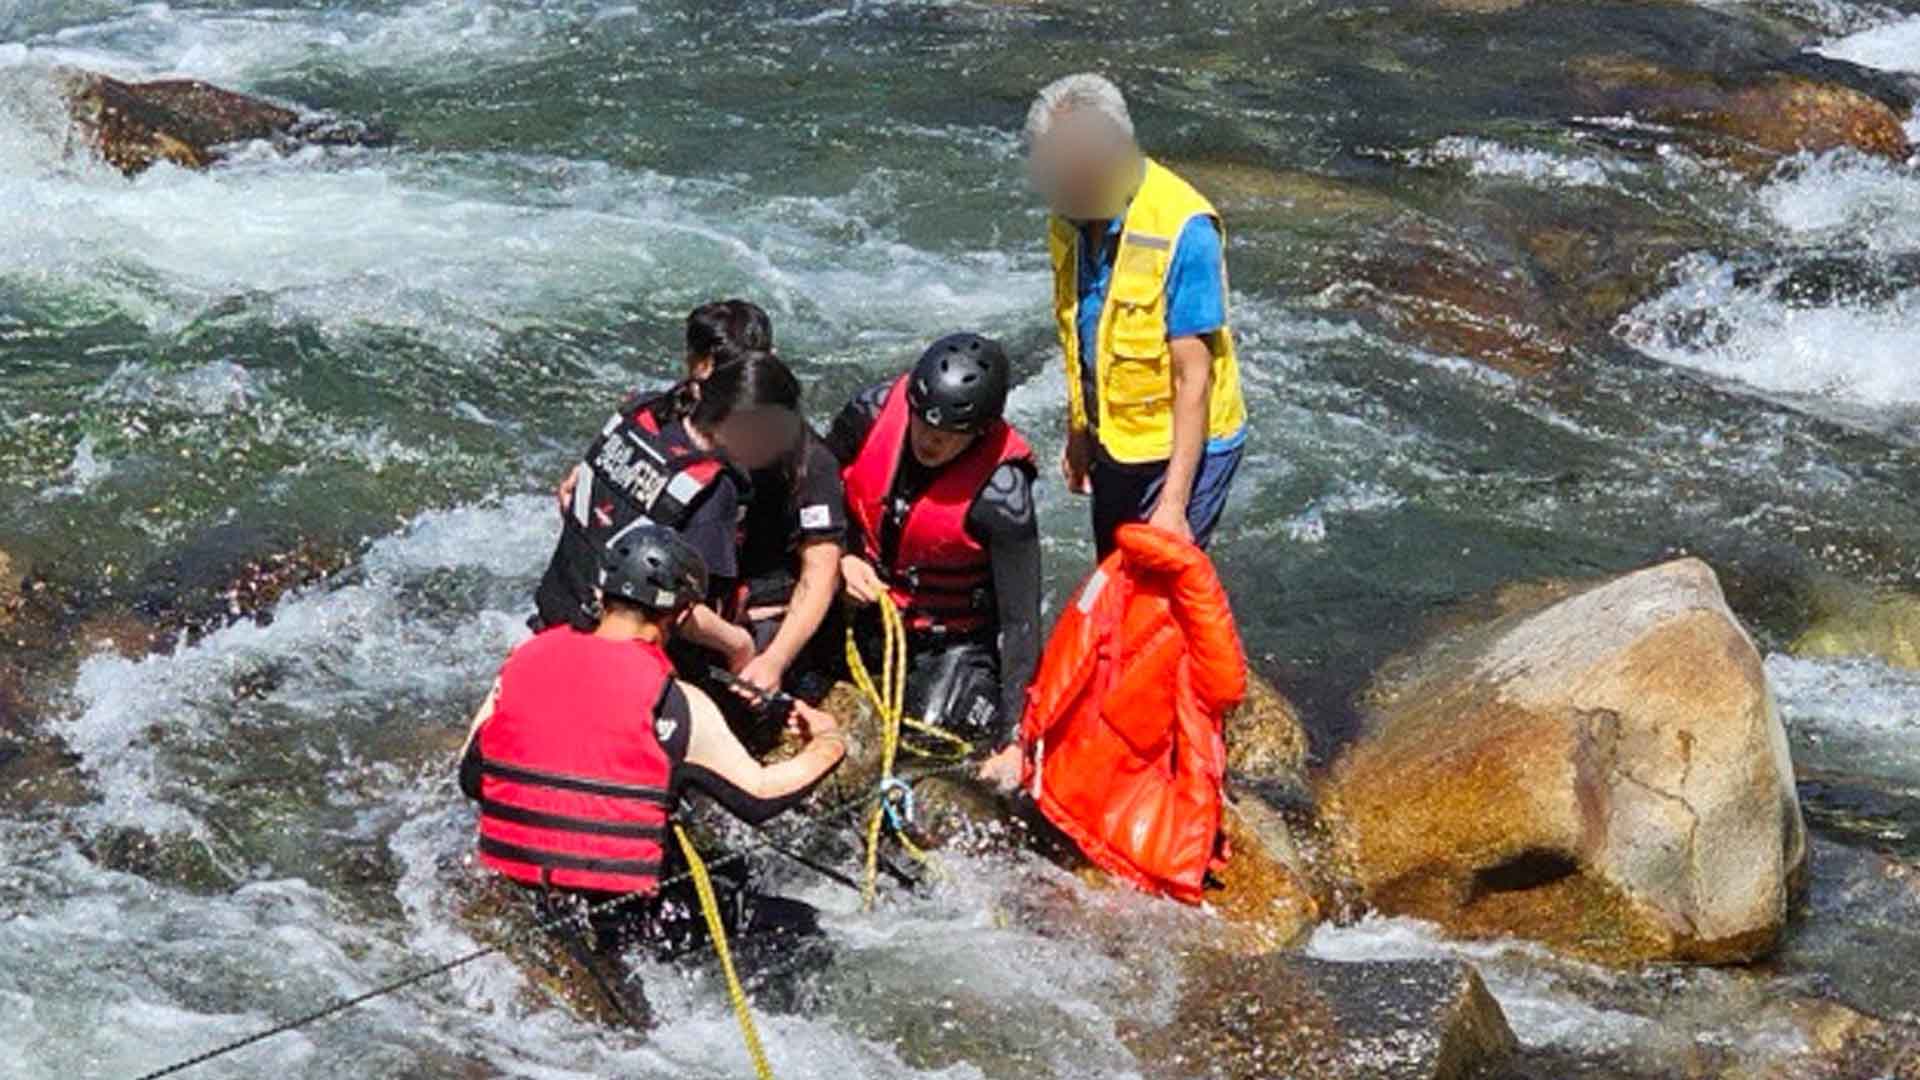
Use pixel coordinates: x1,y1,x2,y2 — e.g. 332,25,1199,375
825,333,1040,789
461,526,847,1026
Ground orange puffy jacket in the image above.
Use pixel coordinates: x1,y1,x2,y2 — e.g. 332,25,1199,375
1020,524,1248,903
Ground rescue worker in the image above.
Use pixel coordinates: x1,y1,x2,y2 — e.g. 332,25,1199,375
1025,73,1250,557
534,349,805,681
462,526,847,1025
559,299,847,719
825,333,1041,789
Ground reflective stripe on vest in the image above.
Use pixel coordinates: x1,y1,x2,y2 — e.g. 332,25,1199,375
1048,157,1249,465
569,390,730,546
841,375,1034,635
477,630,676,894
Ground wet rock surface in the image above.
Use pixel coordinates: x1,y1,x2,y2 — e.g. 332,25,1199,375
57,68,392,177
1321,559,1807,965
1130,953,1519,1080
1569,56,1914,173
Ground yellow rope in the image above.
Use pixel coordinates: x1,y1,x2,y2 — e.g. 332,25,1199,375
675,825,775,1080
845,593,964,909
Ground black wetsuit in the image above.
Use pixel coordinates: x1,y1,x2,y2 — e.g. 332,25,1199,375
824,381,1044,750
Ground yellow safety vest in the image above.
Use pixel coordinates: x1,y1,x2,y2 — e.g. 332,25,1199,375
1049,158,1248,465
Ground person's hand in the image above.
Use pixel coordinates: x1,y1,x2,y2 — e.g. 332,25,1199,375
1145,496,1194,543
556,464,582,513
841,555,884,606
735,651,787,700
791,699,840,741
1061,426,1093,496
976,744,1024,792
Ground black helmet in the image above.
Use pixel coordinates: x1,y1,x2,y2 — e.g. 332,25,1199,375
600,525,708,613
907,333,1010,434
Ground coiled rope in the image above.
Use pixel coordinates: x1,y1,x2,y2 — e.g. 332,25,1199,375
844,593,968,909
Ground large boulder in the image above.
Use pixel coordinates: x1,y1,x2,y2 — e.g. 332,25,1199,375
57,68,391,177
1128,953,1519,1080
1320,558,1807,965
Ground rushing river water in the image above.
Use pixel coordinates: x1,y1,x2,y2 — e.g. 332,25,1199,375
3,0,1920,1077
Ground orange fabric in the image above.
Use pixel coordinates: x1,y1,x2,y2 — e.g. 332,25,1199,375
1020,525,1248,903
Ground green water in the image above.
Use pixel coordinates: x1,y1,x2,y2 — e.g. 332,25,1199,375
4,0,1920,1075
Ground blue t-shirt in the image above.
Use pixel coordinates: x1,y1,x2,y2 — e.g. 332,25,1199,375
1073,214,1244,454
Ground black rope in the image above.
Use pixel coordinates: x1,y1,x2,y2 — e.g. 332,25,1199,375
131,759,980,1080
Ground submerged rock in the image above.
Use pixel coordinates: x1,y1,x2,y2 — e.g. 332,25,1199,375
0,549,21,629
1793,590,1920,671
57,68,391,177
1321,558,1807,965
1129,953,1519,1080
1570,56,1913,173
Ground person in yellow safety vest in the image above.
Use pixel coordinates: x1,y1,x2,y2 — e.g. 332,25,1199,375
1025,74,1249,558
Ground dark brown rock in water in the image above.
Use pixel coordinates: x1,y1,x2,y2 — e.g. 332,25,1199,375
57,67,390,177
1334,224,1575,379
1129,953,1519,1080
1320,559,1807,966
1571,56,1913,174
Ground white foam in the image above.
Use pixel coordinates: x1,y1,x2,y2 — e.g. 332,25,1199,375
1307,917,1657,1054
1418,136,1629,189
1815,14,1920,74
1767,652,1920,774
5,0,591,87
1759,151,1920,252
58,496,553,835
1621,252,1920,408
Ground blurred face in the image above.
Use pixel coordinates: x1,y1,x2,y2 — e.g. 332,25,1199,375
713,406,802,470
909,415,978,469
1027,110,1140,221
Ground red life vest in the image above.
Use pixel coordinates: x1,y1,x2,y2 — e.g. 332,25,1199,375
476,629,675,895
1019,525,1248,903
842,376,1033,635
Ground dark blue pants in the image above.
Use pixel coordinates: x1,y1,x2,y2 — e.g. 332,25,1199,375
1091,441,1245,558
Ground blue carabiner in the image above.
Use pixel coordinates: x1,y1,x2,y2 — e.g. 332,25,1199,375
880,777,916,832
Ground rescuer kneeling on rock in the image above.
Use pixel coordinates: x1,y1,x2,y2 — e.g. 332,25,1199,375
460,526,848,1026
826,333,1043,790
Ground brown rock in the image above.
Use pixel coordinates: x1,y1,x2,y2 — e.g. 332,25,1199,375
1321,558,1807,965
0,549,20,629
1334,224,1575,378
1209,793,1328,951
1130,953,1519,1080
1227,671,1310,784
1572,57,1912,173
57,68,390,177
1793,590,1920,670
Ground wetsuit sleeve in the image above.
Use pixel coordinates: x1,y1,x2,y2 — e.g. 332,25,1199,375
459,741,482,800
823,381,891,466
966,461,1043,747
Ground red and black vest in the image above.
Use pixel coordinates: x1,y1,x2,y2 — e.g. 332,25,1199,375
570,389,732,547
842,376,1033,636
476,629,675,895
